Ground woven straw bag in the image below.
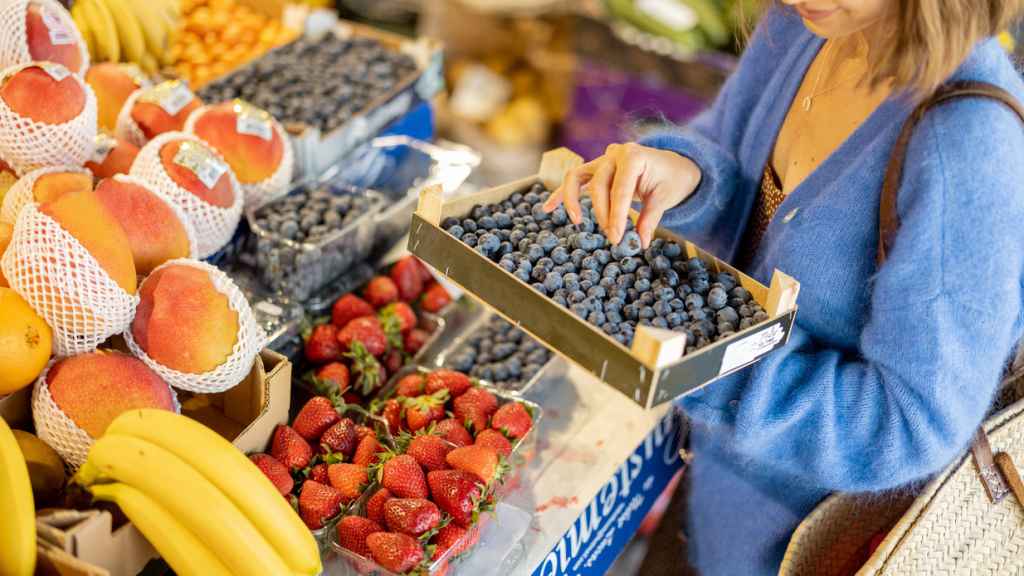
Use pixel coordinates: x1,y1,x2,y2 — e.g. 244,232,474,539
779,81,1024,576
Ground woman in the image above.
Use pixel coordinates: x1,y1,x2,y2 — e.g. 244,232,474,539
545,1,1024,574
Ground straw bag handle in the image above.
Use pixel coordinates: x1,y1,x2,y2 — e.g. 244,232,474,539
878,80,1024,506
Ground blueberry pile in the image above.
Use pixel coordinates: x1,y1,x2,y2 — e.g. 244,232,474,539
252,186,374,245
442,184,769,354
444,316,552,389
198,36,417,133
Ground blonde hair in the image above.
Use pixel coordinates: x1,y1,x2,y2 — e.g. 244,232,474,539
754,1,1024,97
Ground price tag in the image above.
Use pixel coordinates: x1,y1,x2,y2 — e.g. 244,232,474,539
90,134,117,165
233,101,273,141
39,62,69,82
143,81,195,117
719,323,785,375
41,7,75,46
173,141,228,190
636,0,698,31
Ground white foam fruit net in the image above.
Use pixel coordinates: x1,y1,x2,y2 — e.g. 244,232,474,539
0,62,96,175
123,258,266,394
0,0,90,76
184,105,295,209
0,203,138,356
32,359,180,471
129,132,242,259
114,88,149,147
107,173,200,260
0,164,90,225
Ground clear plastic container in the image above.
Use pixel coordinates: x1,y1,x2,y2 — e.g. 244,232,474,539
246,182,384,302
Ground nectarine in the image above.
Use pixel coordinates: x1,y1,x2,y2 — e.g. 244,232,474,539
86,63,148,132
131,263,239,374
85,134,139,180
46,350,175,438
158,138,235,208
129,80,201,141
25,1,84,75
189,100,284,184
94,176,193,275
0,63,85,124
1,166,91,225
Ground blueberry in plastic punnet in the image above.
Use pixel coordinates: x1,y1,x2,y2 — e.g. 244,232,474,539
707,287,729,310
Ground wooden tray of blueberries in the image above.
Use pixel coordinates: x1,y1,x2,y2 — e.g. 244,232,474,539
408,148,801,408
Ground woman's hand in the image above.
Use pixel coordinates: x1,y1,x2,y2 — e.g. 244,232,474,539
542,143,702,247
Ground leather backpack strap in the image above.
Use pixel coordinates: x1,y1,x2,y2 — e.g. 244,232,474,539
877,80,1024,506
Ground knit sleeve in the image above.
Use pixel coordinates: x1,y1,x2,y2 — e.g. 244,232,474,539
709,98,1024,492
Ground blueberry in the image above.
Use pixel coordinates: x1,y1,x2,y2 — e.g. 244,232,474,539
639,306,656,319
603,323,620,335
639,292,656,307
604,296,624,311
718,321,736,334
637,266,654,281
595,250,611,266
537,257,555,271
634,278,652,293
526,245,545,263
672,261,689,275
551,246,570,265
580,280,594,292
463,233,478,247
678,284,693,297
606,309,624,324
563,273,580,292
716,307,739,326
731,286,753,303
510,192,524,204
692,320,714,340
597,278,615,292
526,222,540,233
569,290,587,304
442,216,460,229
621,257,641,273
532,266,548,282
477,232,501,255
686,257,706,272
624,303,639,320
524,191,540,205
739,318,755,330
570,248,587,268
551,205,569,225
603,263,622,280
652,300,670,316
657,287,674,301
651,317,669,329
514,267,531,283
651,255,671,273
553,293,568,307
537,231,559,253
516,202,532,217
666,312,685,327
532,282,548,294
616,275,633,291
613,333,628,345
587,286,607,300
544,273,563,292
446,223,465,239
588,310,606,326
517,258,533,275
663,241,683,258
661,269,681,287
462,219,478,233
471,205,488,220
571,303,588,318
690,276,710,294
739,305,753,318
615,231,643,258
689,307,707,322
669,298,685,311
707,287,728,310
580,270,600,285
716,272,738,292
499,258,517,272
581,256,600,271
479,215,497,230
493,212,512,229
753,310,769,323
729,297,746,309
531,204,550,221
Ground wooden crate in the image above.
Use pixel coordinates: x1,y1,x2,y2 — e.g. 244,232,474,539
409,148,800,408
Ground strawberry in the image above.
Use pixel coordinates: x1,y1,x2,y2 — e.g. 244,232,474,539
338,317,388,358
413,258,435,283
249,453,293,496
474,429,512,457
453,387,497,433
432,524,470,558
328,463,368,503
384,498,441,537
381,399,402,435
271,425,312,470
403,329,430,356
395,373,426,398
406,433,452,472
298,480,343,529
390,256,425,303
364,276,399,308
346,342,385,395
355,425,376,441
353,435,382,467
434,418,473,448
331,293,375,329
427,469,483,528
380,454,428,499
314,362,350,394
293,396,341,442
366,532,423,573
308,463,329,484
420,282,451,313
404,390,449,432
365,487,393,526
305,324,341,364
336,516,382,558
446,445,499,485
320,419,358,458
380,302,417,334
384,349,404,376
425,369,472,398
491,402,533,439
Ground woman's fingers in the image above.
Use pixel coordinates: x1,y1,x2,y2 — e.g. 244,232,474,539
607,155,643,245
635,186,673,248
587,159,616,231
544,161,597,224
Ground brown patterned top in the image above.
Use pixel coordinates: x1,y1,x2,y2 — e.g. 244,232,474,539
738,164,786,267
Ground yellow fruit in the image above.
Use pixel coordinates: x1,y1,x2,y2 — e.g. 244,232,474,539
0,287,52,395
12,430,65,501
0,418,35,576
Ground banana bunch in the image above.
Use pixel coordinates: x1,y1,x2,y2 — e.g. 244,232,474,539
70,0,180,74
0,418,36,576
74,409,321,576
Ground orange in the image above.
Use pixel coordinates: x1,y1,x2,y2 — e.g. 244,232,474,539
0,288,52,394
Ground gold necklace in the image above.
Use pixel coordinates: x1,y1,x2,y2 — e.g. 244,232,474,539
801,39,865,111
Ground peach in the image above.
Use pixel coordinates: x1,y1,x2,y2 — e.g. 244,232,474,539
25,2,83,75
32,171,92,204
1,64,85,124
159,139,234,207
86,63,147,132
85,135,139,179
93,177,191,275
39,188,137,294
131,81,201,140
47,350,175,438
0,222,11,287
191,101,284,184
131,263,239,374
0,158,18,204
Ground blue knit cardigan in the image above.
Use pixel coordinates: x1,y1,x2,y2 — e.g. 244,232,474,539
638,7,1024,575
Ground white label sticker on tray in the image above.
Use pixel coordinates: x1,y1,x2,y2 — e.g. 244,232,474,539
719,323,785,375
173,141,228,190
41,7,75,46
39,62,69,82
144,81,195,117
636,0,698,31
90,134,117,164
236,113,273,141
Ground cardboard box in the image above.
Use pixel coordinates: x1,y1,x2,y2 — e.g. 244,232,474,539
408,148,801,408
27,349,293,576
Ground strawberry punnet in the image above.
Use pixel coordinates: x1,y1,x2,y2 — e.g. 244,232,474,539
366,532,424,573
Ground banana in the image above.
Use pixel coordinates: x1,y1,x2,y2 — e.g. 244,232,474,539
100,0,146,64
79,0,120,62
139,52,159,75
107,409,321,575
130,0,170,62
0,418,36,576
88,483,233,576
74,434,291,576
71,2,96,59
